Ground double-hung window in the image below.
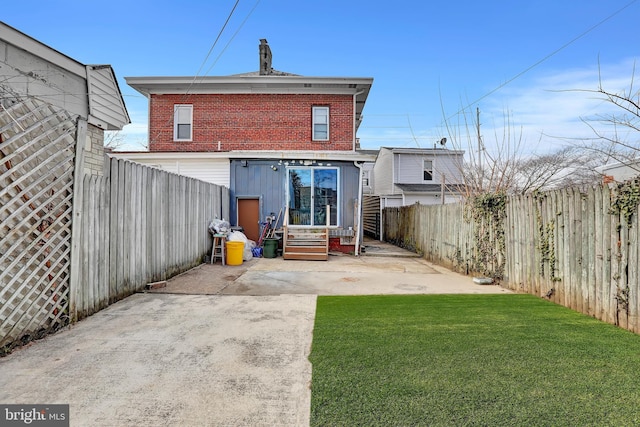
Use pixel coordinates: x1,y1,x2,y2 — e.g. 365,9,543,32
174,104,193,141
423,159,433,181
312,106,329,141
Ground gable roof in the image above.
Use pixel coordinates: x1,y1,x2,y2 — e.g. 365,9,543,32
0,21,130,130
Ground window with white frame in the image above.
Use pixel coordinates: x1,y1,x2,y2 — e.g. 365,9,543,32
174,104,193,141
312,106,329,141
423,159,433,181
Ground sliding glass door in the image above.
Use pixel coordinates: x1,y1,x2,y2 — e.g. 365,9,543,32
288,167,338,226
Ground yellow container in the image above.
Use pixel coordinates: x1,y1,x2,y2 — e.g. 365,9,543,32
226,241,244,266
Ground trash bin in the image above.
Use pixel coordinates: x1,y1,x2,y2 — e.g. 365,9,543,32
263,238,279,258
226,241,244,265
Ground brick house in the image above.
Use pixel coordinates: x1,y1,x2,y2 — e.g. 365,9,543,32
119,40,375,256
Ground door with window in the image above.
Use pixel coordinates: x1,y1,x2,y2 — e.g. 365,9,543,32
287,168,338,226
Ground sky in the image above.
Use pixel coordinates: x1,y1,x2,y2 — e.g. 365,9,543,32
3,0,639,157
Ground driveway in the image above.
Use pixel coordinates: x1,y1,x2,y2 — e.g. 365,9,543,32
0,241,510,426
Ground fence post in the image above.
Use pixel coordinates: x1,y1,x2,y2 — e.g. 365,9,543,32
68,118,87,323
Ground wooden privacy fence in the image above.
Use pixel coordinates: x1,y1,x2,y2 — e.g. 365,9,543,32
1,92,229,354
72,156,229,319
383,184,640,334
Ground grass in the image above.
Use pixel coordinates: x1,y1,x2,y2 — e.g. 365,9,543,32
309,294,640,426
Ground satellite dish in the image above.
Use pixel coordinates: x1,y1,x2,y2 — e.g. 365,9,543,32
439,137,447,146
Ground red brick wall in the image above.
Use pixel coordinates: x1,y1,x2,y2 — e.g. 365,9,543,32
148,93,355,151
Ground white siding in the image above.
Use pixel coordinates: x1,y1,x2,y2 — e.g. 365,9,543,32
87,66,130,130
435,153,465,184
403,194,462,206
372,148,394,195
600,162,640,182
395,153,425,183
110,156,230,187
362,162,375,194
0,38,87,119
395,153,464,185
381,196,403,208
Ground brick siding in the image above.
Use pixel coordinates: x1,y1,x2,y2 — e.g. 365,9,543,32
148,93,355,152
84,124,105,176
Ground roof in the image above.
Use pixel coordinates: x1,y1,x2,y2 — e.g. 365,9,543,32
395,183,465,194
0,21,130,130
380,146,465,155
110,149,378,163
125,75,373,128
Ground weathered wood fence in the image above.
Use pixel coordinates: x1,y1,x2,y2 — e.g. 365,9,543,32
383,184,640,333
72,156,229,319
1,93,228,354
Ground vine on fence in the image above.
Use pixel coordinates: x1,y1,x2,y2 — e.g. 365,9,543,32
467,192,507,280
608,177,638,325
609,177,640,229
533,191,559,281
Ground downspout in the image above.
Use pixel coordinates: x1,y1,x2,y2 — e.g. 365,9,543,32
354,161,364,256
352,90,365,151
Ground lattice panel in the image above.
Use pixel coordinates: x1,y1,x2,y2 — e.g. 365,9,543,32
0,90,76,353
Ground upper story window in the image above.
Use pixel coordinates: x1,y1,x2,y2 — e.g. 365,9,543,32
312,106,329,141
423,159,433,181
174,105,193,141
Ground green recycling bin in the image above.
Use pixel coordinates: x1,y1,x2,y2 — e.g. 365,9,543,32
263,238,279,258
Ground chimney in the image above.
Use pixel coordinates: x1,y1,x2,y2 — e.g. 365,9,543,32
259,39,272,75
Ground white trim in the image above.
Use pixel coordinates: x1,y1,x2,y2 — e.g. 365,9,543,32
173,104,193,141
286,166,340,227
312,106,329,141
423,159,434,182
109,150,377,162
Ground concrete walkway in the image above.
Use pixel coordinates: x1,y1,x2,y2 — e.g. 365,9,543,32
0,241,510,426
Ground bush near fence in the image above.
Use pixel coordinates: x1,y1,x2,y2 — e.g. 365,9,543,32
383,183,640,334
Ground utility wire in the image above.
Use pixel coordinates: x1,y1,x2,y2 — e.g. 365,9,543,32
443,0,639,124
185,0,241,95
203,0,262,77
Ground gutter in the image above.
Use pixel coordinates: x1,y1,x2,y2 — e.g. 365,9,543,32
353,161,364,256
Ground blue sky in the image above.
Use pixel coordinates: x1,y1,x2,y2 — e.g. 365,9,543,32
3,0,639,156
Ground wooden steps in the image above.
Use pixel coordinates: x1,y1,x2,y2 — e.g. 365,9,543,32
283,228,329,261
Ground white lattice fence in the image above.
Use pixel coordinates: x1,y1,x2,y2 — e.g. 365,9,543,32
0,92,77,353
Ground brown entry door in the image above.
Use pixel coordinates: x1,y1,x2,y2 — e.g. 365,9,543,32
237,198,260,242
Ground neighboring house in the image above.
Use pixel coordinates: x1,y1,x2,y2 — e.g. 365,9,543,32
0,21,130,176
118,40,375,256
1,22,130,350
599,159,640,183
363,146,465,238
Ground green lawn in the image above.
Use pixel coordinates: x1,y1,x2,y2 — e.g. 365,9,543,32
309,294,640,426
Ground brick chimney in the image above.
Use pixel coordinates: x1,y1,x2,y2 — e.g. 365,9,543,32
259,39,272,75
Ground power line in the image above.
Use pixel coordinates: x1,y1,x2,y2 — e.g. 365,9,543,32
203,0,262,77
442,0,639,123
183,0,241,97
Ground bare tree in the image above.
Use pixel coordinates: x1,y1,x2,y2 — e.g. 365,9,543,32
510,146,607,193
104,130,149,151
574,62,640,175
104,131,125,152
443,106,527,197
